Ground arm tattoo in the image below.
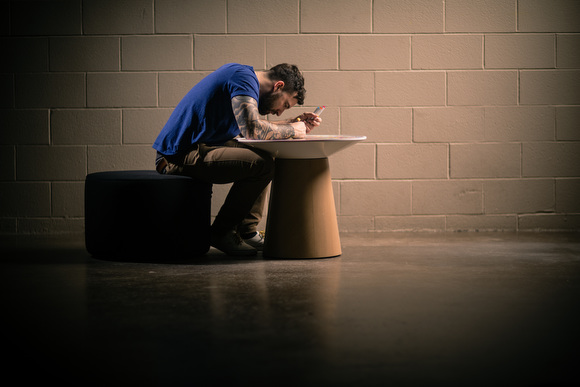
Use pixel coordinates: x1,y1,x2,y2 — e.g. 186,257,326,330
232,95,295,140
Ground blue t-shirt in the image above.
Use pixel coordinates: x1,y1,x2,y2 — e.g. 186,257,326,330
153,63,260,155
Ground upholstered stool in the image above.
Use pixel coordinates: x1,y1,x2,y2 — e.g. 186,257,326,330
85,170,212,260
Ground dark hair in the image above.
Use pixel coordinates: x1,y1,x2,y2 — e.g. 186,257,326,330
267,63,305,105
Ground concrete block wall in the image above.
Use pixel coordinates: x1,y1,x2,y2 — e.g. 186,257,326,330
1,0,579,235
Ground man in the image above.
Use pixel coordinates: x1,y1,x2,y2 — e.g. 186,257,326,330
153,63,321,256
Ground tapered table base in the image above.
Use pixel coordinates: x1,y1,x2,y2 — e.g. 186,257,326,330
264,158,341,259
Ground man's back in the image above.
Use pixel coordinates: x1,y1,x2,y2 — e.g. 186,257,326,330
153,63,260,155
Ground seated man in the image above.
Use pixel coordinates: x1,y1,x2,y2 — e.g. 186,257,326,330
153,63,321,256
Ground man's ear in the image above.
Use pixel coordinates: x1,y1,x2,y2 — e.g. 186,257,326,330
273,80,285,92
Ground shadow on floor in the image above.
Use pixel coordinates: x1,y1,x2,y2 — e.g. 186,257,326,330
1,232,579,386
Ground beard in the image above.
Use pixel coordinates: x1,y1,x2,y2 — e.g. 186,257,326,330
258,90,280,115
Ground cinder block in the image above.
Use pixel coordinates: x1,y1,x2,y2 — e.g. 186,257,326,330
448,71,517,106
83,0,153,34
557,35,580,68
340,35,410,70
338,216,374,232
159,72,210,107
446,215,516,231
520,70,580,105
556,179,580,213
412,35,482,69
87,73,157,108
88,145,156,173
519,214,580,231
523,143,580,177
329,144,375,179
373,0,444,33
0,182,50,217
519,0,580,32
0,146,15,181
1,75,13,108
341,181,411,215
0,109,49,145
228,0,298,33
51,109,121,145
267,35,338,70
314,106,340,135
17,218,84,234
412,180,483,215
484,107,555,141
122,36,192,71
0,219,16,234
52,182,84,217
332,179,339,213
341,107,412,142
2,37,48,72
450,143,520,178
484,179,554,214
0,3,7,36
155,0,226,33
301,0,371,33
50,37,120,72
123,108,173,144
304,71,374,107
194,35,265,70
485,34,554,69
414,107,484,142
17,146,86,181
377,144,448,179
10,0,81,35
375,216,446,232
445,0,516,32
376,71,445,106
556,107,580,140
15,73,85,108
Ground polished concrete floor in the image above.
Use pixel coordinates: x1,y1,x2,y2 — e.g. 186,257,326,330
1,232,579,386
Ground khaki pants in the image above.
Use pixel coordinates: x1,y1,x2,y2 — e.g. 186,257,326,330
162,140,274,236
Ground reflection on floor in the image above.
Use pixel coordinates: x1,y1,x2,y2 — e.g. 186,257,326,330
1,232,579,386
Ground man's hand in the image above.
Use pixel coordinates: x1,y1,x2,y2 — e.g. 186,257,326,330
295,112,322,133
292,121,307,139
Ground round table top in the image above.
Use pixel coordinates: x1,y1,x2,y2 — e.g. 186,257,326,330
237,135,367,159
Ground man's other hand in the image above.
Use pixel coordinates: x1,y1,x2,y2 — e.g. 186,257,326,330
292,121,307,139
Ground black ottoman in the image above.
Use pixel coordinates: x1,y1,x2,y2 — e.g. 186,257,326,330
85,170,212,260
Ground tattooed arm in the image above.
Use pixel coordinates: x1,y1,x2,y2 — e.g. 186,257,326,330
231,95,306,140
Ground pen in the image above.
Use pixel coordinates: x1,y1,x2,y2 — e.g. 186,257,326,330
313,106,325,116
